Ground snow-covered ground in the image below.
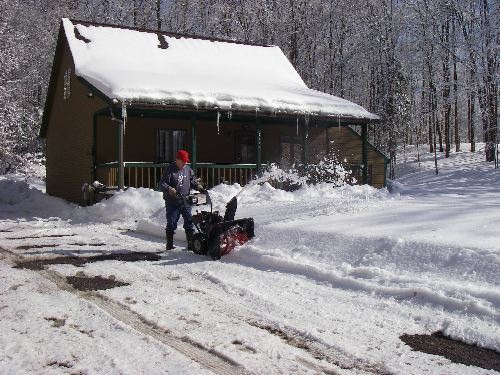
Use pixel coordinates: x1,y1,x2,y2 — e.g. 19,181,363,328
1,145,499,374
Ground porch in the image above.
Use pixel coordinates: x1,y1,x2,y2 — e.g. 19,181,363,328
95,162,257,189
91,106,373,190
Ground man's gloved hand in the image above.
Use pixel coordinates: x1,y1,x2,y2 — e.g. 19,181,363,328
167,186,177,197
196,185,206,193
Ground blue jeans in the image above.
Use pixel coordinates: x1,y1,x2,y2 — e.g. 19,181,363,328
165,200,193,234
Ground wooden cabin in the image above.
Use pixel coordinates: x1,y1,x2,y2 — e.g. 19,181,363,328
41,19,388,203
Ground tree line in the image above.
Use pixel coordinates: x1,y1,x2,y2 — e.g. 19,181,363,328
0,0,498,178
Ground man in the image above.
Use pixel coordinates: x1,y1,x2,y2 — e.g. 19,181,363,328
160,150,204,251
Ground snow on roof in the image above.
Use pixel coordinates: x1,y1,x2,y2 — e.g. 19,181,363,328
62,19,378,120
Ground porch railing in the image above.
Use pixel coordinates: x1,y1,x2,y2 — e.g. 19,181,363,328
94,162,257,190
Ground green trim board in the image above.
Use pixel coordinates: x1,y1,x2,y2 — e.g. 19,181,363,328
191,115,197,173
121,106,375,127
95,162,257,169
256,118,262,175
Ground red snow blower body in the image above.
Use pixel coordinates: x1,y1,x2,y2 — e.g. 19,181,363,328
186,191,254,260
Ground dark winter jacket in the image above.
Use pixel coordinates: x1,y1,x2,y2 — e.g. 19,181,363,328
160,162,198,203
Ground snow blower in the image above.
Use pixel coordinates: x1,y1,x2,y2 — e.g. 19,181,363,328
184,190,254,260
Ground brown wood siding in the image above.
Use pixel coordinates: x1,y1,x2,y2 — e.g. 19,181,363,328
197,121,243,164
126,117,191,162
45,39,107,203
95,117,117,163
307,127,328,164
327,126,387,188
261,123,301,163
95,118,246,165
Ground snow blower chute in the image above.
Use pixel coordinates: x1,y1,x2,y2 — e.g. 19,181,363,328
184,191,254,260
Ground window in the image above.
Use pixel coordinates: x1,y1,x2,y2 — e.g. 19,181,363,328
235,132,256,163
156,129,186,162
280,136,302,168
63,69,71,100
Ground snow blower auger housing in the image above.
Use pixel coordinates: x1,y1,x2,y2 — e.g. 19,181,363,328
186,191,254,260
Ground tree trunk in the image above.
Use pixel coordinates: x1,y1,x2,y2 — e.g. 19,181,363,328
133,0,138,27
453,54,459,151
436,111,443,152
156,0,161,31
452,18,460,152
441,20,451,157
469,89,476,152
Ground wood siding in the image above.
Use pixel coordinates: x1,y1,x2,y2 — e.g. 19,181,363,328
327,126,387,188
45,39,107,203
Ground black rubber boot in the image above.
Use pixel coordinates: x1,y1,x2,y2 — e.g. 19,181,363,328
166,230,174,250
185,230,195,251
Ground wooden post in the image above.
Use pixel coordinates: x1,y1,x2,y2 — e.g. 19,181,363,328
361,123,368,184
191,115,197,174
302,118,309,164
92,112,98,182
118,104,126,190
256,118,262,175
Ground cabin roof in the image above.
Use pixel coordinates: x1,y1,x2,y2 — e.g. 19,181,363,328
67,19,376,117
41,19,379,137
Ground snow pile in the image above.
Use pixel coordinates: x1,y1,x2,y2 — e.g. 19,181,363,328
80,188,163,224
0,176,164,224
0,178,72,218
62,19,378,119
209,181,391,207
136,181,394,239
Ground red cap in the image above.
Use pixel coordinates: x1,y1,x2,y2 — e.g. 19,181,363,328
176,150,190,163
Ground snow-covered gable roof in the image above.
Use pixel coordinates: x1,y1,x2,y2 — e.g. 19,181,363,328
62,19,378,120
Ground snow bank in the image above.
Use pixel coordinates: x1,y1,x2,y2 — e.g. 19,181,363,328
1,175,389,227
209,181,392,206
0,176,164,224
0,178,73,218
79,188,164,224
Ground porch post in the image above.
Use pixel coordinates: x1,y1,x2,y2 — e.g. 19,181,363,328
361,123,368,184
256,118,262,175
302,118,309,164
92,112,98,182
191,115,197,173
117,104,126,190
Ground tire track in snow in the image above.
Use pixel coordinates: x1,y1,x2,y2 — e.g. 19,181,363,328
0,247,249,375
171,264,387,374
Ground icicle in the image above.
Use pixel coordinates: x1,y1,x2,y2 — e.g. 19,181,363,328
121,103,127,134
296,118,299,136
216,111,220,136
227,110,232,120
